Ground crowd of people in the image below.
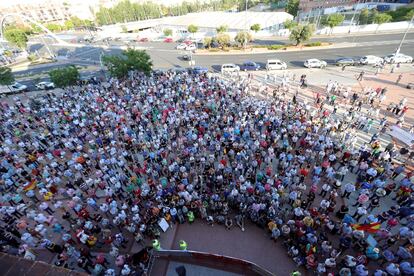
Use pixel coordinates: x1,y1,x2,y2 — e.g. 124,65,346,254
0,69,413,276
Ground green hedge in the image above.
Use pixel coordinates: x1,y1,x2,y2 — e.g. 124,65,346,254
304,41,322,47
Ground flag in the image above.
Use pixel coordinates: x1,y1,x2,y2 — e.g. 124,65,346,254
23,180,36,192
351,222,381,233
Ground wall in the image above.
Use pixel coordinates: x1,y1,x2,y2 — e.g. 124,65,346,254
316,20,412,35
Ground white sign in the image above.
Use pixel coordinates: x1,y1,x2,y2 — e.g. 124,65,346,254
158,218,169,232
388,125,414,147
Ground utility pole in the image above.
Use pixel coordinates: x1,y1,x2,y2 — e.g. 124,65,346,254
396,13,414,55
244,0,248,50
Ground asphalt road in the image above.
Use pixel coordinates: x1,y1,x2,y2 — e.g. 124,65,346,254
17,31,414,79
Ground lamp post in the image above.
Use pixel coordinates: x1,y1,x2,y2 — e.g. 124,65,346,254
396,13,414,55
348,0,361,34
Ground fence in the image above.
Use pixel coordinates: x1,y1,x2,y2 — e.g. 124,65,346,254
149,249,275,276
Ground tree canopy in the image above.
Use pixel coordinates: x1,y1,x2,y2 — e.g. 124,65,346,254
216,25,228,33
373,13,392,24
4,28,28,49
286,0,299,17
187,24,199,34
103,48,153,78
163,28,173,36
321,13,345,34
250,24,261,32
289,24,314,46
216,33,230,48
234,31,253,46
284,19,298,30
0,66,15,87
49,66,79,88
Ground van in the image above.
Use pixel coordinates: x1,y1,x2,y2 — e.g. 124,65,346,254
266,59,287,70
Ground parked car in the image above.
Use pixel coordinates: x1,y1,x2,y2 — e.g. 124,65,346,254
266,59,287,70
359,55,384,65
138,37,149,42
335,58,355,66
304,59,327,68
240,61,260,71
2,82,28,94
384,53,413,64
185,44,197,51
181,54,192,61
176,43,187,50
192,66,209,74
35,81,55,90
407,83,414,90
183,40,193,45
164,38,173,43
221,64,240,73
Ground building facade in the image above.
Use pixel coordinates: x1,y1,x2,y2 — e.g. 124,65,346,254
299,0,358,13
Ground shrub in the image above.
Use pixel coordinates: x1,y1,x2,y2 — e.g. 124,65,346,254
304,41,322,47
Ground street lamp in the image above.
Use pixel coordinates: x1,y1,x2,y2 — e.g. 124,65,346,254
349,0,361,34
396,13,414,55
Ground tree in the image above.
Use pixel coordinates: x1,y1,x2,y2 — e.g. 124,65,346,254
368,9,378,24
204,37,212,48
163,28,173,36
216,25,228,33
187,24,198,36
44,23,64,32
289,24,314,45
284,19,298,30
234,31,253,47
286,0,299,17
103,49,152,78
321,13,345,34
250,23,261,32
30,24,43,34
0,66,15,92
49,66,79,88
358,8,370,25
216,33,230,49
4,29,28,49
405,9,414,21
373,13,392,32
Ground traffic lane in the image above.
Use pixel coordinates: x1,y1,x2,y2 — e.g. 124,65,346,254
191,41,414,71
253,31,414,45
16,70,101,92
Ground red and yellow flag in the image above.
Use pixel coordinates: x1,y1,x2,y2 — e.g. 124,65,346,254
351,222,381,233
23,180,37,191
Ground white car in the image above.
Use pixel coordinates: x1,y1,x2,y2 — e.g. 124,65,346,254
185,44,197,51
359,55,384,65
11,82,28,92
304,59,327,68
384,53,413,64
36,81,55,90
176,43,187,50
266,59,287,70
221,64,240,73
1,82,28,94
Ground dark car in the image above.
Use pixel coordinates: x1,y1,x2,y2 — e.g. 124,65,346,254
181,54,192,61
407,83,414,90
191,66,208,74
240,61,260,71
335,58,355,66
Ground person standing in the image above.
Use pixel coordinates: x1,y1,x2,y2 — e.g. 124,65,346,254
396,74,403,84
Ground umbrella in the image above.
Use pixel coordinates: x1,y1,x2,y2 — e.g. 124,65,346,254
265,184,271,191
